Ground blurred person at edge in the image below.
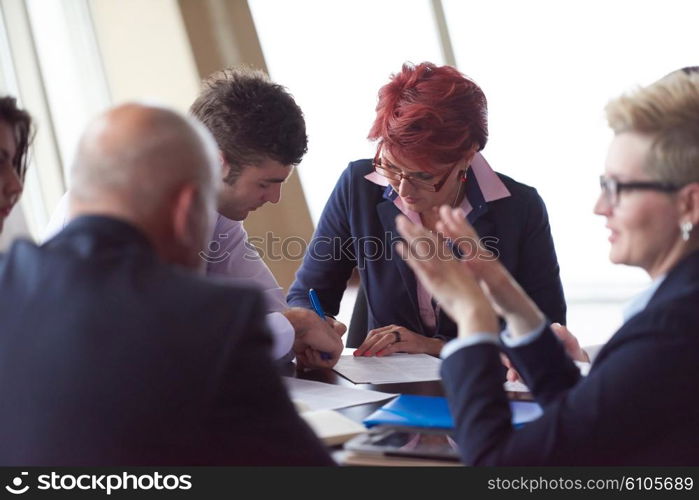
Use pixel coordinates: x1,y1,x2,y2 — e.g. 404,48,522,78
288,62,566,359
0,96,32,235
397,69,699,465
44,68,344,368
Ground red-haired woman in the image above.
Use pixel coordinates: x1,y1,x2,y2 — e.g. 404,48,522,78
288,62,566,359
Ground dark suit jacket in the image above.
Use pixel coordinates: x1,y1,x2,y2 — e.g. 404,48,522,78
288,159,566,341
0,216,333,466
441,250,699,465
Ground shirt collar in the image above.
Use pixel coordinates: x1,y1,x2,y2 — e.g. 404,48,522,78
622,275,667,323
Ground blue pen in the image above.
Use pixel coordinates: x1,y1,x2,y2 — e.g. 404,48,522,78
308,289,332,361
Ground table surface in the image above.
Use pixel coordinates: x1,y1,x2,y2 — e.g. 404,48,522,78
289,362,532,465
295,364,446,422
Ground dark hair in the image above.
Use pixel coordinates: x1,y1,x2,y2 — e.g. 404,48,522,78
368,62,488,172
0,96,34,182
189,67,307,184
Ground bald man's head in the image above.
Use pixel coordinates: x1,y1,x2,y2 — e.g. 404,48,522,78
70,103,219,269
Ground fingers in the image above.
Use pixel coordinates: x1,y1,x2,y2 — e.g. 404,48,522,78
300,346,339,369
363,332,397,356
435,206,500,273
436,206,478,242
396,214,432,242
500,353,513,369
299,315,344,355
355,325,407,357
500,353,522,382
506,367,521,383
327,317,347,337
551,323,589,362
355,326,398,357
551,322,570,338
376,342,401,357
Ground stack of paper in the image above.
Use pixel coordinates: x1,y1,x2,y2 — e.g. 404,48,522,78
300,410,367,446
283,377,397,446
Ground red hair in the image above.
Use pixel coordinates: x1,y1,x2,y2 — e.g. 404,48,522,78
368,62,488,173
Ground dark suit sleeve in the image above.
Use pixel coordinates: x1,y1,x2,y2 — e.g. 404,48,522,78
287,165,357,316
514,188,567,325
503,327,581,405
205,291,334,465
441,319,698,465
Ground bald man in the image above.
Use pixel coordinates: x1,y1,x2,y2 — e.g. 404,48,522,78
0,103,334,465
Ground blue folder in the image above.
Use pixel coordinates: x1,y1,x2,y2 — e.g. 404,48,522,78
363,394,543,429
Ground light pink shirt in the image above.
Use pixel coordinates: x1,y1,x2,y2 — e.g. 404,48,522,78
364,153,511,332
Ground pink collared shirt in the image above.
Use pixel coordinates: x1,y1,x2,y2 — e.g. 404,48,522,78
364,153,511,333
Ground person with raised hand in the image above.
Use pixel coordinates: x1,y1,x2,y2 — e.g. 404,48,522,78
0,96,32,235
396,68,699,465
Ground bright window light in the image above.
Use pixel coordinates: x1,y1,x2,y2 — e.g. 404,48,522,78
249,0,444,223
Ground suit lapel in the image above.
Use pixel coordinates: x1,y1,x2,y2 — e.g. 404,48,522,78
460,167,496,241
376,199,423,332
644,250,699,309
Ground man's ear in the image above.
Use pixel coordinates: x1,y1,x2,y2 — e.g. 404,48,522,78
172,183,197,244
219,151,231,178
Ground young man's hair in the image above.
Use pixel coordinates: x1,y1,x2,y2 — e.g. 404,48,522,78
189,67,307,185
605,70,699,187
0,96,34,182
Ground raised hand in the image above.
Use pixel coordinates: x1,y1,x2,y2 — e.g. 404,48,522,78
394,214,499,337
433,206,545,337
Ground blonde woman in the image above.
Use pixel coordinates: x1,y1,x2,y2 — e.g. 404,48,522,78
398,69,699,465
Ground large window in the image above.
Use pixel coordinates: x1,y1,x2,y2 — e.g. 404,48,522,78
0,0,109,245
442,0,699,344
26,0,110,182
248,0,445,222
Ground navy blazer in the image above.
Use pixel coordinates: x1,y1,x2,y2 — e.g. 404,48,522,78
441,250,699,465
288,160,566,340
0,216,333,466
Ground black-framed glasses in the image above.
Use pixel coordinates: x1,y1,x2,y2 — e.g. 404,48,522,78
373,155,458,192
599,175,680,207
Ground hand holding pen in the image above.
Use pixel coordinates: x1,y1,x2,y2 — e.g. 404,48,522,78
308,288,332,361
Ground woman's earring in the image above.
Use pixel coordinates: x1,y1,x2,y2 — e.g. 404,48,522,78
681,220,693,242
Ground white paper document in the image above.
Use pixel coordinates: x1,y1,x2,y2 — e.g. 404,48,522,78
503,380,530,393
282,377,397,411
300,410,367,446
332,353,442,384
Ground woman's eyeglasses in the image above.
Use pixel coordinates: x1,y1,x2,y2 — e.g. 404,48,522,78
373,157,458,192
599,175,680,207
